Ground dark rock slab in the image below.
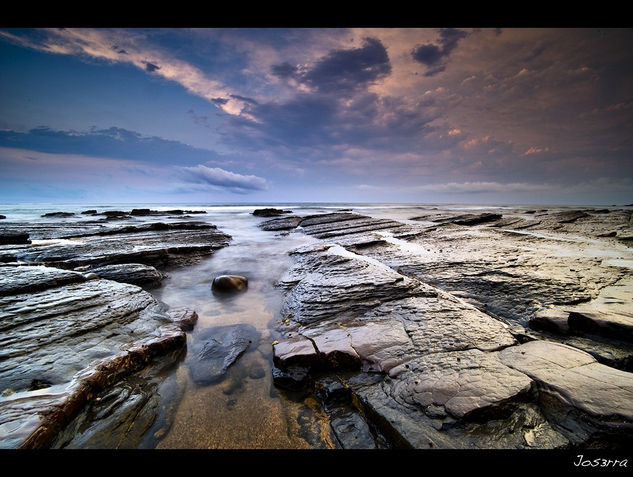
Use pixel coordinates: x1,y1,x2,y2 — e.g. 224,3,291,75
50,363,182,449
299,212,361,227
296,213,405,239
130,209,206,216
433,213,502,226
252,208,292,217
187,324,260,385
0,231,30,245
273,335,319,370
329,408,382,449
551,210,589,224
567,310,633,342
278,244,427,325
529,309,571,335
388,349,534,421
83,263,163,287
300,323,361,370
259,216,304,231
271,365,311,391
42,212,75,218
348,349,561,449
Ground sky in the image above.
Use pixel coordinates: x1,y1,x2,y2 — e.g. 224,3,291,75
0,27,632,205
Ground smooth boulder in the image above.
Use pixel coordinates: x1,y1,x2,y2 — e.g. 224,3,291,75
212,275,248,293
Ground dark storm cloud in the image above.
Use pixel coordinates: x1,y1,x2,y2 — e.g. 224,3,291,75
218,38,398,152
412,28,468,76
270,61,298,79
302,37,391,92
245,94,339,147
0,127,221,166
439,28,468,53
411,44,444,66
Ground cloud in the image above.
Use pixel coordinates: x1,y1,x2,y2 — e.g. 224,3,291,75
413,181,551,193
178,164,267,193
302,37,391,92
270,61,298,79
522,146,550,156
143,61,160,72
0,28,258,121
411,28,468,76
0,127,222,166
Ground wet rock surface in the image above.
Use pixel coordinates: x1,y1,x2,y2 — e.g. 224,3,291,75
0,272,188,448
188,324,260,385
79,263,164,288
0,210,231,448
211,274,248,293
262,206,633,449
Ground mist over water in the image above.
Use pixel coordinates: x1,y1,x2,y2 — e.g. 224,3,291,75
146,207,328,449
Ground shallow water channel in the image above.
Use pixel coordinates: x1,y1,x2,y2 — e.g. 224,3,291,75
148,208,335,449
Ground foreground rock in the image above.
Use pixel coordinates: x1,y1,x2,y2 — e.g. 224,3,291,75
264,207,633,449
187,324,260,385
0,265,190,448
0,210,232,448
499,341,633,428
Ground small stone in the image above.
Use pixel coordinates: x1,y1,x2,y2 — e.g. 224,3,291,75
167,307,199,331
212,275,248,293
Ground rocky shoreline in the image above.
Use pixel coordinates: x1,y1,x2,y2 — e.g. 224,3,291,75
0,209,229,448
1,205,632,450
262,207,633,449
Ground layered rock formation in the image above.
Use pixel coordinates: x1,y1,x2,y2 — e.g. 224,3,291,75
0,210,231,448
261,207,633,449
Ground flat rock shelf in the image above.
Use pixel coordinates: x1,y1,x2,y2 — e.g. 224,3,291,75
1,204,632,450
262,206,633,449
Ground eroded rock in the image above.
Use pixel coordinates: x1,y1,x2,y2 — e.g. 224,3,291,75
82,263,164,288
187,324,260,385
0,270,187,449
499,340,633,424
388,349,533,420
264,207,633,449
